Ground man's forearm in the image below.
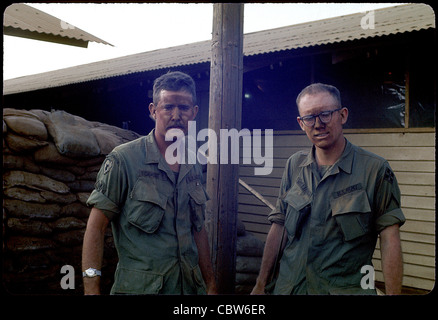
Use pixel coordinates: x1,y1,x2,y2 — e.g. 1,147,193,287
194,226,217,294
82,207,109,295
380,224,403,295
251,223,286,294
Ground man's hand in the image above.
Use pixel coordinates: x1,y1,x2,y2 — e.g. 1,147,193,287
250,281,266,295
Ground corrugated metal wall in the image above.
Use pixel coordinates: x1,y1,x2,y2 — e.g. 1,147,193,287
238,131,435,291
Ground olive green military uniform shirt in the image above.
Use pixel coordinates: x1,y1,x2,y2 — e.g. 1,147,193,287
87,130,208,294
268,139,405,295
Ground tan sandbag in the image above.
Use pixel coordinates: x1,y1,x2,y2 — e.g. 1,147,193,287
6,236,57,252
66,180,96,192
3,115,48,140
50,217,86,231
53,229,85,246
4,199,61,220
29,109,50,123
3,187,46,203
5,132,48,153
39,166,76,182
3,154,40,173
92,123,141,142
45,110,100,157
60,202,90,218
33,142,78,165
236,232,265,257
90,127,122,155
235,272,259,285
3,187,77,205
7,218,52,236
3,108,41,119
77,192,91,205
40,190,77,204
236,256,262,274
3,170,70,194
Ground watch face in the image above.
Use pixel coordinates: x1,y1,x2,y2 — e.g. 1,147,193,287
86,269,95,277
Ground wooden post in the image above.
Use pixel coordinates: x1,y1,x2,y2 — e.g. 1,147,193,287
206,3,244,294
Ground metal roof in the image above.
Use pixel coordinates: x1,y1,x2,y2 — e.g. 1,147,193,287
3,3,113,48
3,3,435,95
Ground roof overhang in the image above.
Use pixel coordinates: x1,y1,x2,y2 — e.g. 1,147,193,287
3,3,435,95
3,3,113,48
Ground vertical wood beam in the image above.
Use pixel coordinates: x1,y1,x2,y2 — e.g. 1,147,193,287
205,3,244,294
405,51,410,128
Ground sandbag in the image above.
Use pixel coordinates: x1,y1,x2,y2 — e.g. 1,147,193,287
91,125,141,155
33,142,78,165
236,256,262,274
6,236,57,252
45,110,100,157
90,127,123,155
3,115,48,140
3,170,70,194
4,199,61,220
5,132,48,152
7,218,52,236
236,232,265,257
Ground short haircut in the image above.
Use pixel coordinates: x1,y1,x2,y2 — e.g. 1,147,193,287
296,83,341,110
152,71,197,105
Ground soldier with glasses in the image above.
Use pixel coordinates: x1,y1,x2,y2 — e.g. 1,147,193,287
251,83,405,295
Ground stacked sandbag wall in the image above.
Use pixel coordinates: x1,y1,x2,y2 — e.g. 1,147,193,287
3,107,265,294
235,220,264,294
2,108,141,294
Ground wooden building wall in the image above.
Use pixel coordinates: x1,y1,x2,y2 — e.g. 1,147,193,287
238,130,435,291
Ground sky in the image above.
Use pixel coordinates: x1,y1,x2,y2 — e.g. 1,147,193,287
3,2,401,80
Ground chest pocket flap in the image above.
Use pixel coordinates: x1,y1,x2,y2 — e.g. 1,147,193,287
283,186,311,211
128,179,170,233
282,184,312,239
330,190,373,241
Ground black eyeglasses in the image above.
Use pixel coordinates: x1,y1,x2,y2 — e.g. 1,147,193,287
298,107,343,127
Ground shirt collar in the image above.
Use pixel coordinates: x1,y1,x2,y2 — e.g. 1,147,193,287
144,129,161,164
299,138,354,174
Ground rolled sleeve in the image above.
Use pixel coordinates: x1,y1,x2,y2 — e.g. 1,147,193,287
268,202,286,226
87,190,120,221
86,151,127,221
376,207,405,233
374,162,406,233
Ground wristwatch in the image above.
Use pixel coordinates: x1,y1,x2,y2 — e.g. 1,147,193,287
82,268,101,278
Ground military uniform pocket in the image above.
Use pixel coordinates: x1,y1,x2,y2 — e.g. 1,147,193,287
128,179,169,233
188,185,208,232
330,190,373,241
112,267,163,294
283,186,312,240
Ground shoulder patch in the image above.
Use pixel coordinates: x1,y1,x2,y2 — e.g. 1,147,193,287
384,167,395,184
103,158,114,175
